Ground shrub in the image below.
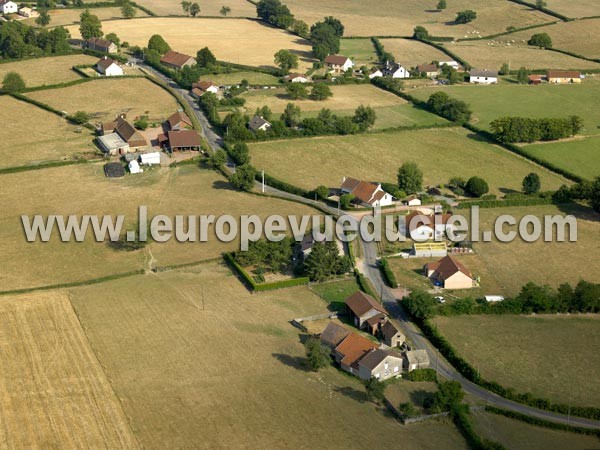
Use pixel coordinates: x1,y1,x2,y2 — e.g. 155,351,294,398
528,32,552,49
465,176,489,197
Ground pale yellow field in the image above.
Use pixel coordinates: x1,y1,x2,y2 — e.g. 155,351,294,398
509,19,600,59
0,54,97,87
239,84,406,114
24,7,147,27
445,39,600,70
284,0,553,37
67,18,314,70
379,39,451,69
545,0,600,18
0,96,97,168
131,0,256,17
0,291,139,449
26,77,179,122
0,164,320,291
68,263,468,449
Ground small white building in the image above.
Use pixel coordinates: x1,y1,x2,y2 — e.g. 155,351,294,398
405,195,421,207
469,69,498,84
484,295,505,302
18,6,38,17
140,152,161,166
96,57,124,77
286,73,309,83
128,160,143,174
1,0,18,14
404,349,430,372
405,212,454,241
440,61,460,70
369,68,383,79
382,62,410,79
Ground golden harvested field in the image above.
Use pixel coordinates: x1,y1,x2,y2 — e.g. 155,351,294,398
433,314,600,406
464,204,600,296
509,19,600,59
284,0,553,37
0,96,97,169
546,0,600,18
472,411,600,450
24,7,147,27
131,0,256,17
443,39,600,69
0,54,97,87
249,127,567,195
68,263,468,449
380,39,451,68
26,77,179,122
0,291,139,449
68,18,314,70
0,164,320,291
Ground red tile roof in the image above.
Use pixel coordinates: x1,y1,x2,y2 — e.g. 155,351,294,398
547,70,581,79
167,130,201,148
334,333,378,368
160,50,195,68
167,111,193,129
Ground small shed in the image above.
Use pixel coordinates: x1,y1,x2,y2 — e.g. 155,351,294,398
104,162,126,178
140,152,161,166
129,160,142,174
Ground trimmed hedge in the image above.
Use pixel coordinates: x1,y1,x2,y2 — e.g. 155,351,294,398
485,406,600,436
9,92,67,117
130,0,157,16
456,197,555,209
354,268,378,298
505,0,572,21
379,258,398,288
452,404,508,450
223,253,310,292
547,47,600,64
405,368,437,382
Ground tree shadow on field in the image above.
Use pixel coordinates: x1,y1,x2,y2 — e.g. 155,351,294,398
410,389,435,407
499,187,520,195
333,386,366,403
272,353,313,372
212,180,236,191
465,132,489,143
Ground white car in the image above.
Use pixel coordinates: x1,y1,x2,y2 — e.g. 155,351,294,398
435,296,445,304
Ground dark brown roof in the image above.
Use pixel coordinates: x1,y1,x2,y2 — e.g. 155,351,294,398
195,80,215,90
365,313,387,328
320,322,350,348
417,64,438,73
167,111,193,129
191,87,205,97
167,130,201,148
160,50,195,68
358,348,402,371
345,291,387,318
286,73,307,80
114,117,146,146
325,55,350,65
547,70,581,79
87,37,115,52
334,333,378,368
426,255,472,281
97,57,117,71
381,321,401,340
341,177,388,205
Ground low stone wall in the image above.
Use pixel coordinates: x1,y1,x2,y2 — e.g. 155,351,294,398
291,312,339,333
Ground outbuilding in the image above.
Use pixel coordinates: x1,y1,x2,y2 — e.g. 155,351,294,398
128,160,142,174
140,152,161,166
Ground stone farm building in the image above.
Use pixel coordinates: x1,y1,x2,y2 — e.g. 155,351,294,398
167,111,193,131
160,50,196,70
96,57,123,76
547,70,582,84
87,37,118,54
345,291,388,331
341,177,394,208
404,349,430,372
98,116,147,155
324,55,354,73
380,321,405,348
416,63,439,78
358,348,403,381
424,255,474,290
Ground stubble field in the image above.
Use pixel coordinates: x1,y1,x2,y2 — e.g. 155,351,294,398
379,39,452,69
129,0,256,17
24,6,147,27
545,0,600,18
0,54,98,87
0,291,139,449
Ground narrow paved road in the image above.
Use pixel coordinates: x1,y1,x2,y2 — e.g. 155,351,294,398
144,66,600,430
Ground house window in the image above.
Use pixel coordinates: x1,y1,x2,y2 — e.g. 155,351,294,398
375,373,380,379
394,366,399,373
384,362,389,370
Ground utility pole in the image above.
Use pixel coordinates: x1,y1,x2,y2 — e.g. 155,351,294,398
261,170,265,193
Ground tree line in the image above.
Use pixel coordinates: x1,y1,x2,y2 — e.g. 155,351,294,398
0,21,70,59
490,116,583,143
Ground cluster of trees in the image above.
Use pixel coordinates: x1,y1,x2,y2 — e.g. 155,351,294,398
413,25,430,40
397,162,423,195
303,241,353,282
79,9,103,39
455,10,477,24
256,0,295,28
490,116,583,143
447,176,489,197
2,72,25,92
310,16,344,61
554,177,600,214
180,0,201,16
0,21,71,59
427,92,472,123
285,82,332,100
528,32,552,49
274,49,298,73
235,237,294,273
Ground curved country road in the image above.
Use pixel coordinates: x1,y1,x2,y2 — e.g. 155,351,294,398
146,66,600,430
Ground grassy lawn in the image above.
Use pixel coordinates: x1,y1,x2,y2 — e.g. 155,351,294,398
472,411,600,450
443,40,600,70
310,278,362,311
0,164,320,291
432,314,600,407
284,0,553,37
0,291,138,448
249,127,567,195
380,38,451,69
207,70,281,86
0,96,97,168
129,0,256,17
24,6,147,27
522,135,600,180
385,381,438,415
339,38,378,66
26,77,179,123
67,18,314,71
409,79,600,136
0,54,97,87
67,263,467,449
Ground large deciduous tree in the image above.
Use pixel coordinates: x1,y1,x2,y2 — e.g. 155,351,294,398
397,162,423,194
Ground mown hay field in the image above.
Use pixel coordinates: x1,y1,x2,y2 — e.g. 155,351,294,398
0,291,139,449
68,263,468,449
509,18,600,59
379,38,452,69
130,0,256,17
545,0,600,18
409,79,600,136
67,18,314,70
0,96,97,169
339,38,378,66
472,411,600,450
207,70,280,86
284,0,553,37
0,54,97,87
0,164,320,291
432,314,600,406
522,135,600,181
26,77,179,123
442,39,600,70
24,6,147,27
248,127,567,195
